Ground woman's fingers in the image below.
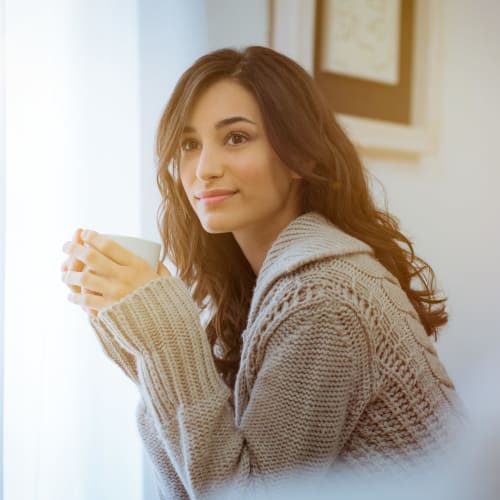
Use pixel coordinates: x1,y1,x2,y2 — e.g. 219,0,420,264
62,228,84,292
62,229,102,317
61,239,120,277
67,287,107,311
62,228,161,316
61,268,106,294
80,230,138,267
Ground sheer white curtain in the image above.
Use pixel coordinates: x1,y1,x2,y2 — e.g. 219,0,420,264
1,0,6,497
4,1,144,499
2,1,269,498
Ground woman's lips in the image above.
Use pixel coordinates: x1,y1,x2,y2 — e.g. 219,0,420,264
195,189,237,206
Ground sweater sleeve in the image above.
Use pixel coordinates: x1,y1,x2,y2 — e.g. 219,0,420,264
94,276,372,497
136,399,190,500
89,314,138,382
96,277,240,497
94,277,370,497
89,307,190,499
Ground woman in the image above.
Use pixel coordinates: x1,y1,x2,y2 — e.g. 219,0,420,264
61,46,462,499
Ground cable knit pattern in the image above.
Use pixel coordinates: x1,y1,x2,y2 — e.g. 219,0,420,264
89,212,463,499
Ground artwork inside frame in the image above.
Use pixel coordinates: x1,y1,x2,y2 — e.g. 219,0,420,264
314,0,415,125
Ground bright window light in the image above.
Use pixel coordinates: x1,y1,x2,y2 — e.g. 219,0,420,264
4,2,143,499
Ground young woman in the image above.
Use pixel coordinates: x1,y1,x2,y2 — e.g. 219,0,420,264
61,46,462,499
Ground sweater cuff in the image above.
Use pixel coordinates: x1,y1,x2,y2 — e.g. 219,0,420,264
89,314,138,383
97,276,228,407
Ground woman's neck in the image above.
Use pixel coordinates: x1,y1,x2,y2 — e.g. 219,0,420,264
232,209,301,275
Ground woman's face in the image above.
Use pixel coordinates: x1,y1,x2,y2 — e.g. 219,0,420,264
179,79,301,240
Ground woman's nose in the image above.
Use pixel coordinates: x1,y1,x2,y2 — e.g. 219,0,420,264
196,146,223,180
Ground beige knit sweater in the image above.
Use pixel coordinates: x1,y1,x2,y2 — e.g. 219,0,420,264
90,212,462,499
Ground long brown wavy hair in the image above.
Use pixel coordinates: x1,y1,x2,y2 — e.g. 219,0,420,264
155,46,448,389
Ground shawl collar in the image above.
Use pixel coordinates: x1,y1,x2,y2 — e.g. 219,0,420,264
248,212,373,325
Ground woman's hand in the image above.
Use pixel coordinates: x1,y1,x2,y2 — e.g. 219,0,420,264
61,228,99,317
61,229,170,317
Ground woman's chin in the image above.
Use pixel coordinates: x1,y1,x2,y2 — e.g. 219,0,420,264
200,217,233,234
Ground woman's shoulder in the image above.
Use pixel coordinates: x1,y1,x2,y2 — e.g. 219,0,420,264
260,212,373,276
248,213,371,319
248,212,416,326
251,250,418,342
267,252,392,305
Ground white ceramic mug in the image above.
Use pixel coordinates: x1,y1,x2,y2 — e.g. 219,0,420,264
101,234,161,270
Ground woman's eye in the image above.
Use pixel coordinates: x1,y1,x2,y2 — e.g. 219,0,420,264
181,139,199,152
227,132,248,146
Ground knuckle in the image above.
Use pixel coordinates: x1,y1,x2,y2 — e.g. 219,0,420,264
102,239,114,254
85,248,98,266
81,270,91,287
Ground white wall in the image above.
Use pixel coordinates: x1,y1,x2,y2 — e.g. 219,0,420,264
365,0,500,393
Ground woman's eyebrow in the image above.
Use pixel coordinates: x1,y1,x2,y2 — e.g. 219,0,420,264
214,116,256,129
182,116,257,134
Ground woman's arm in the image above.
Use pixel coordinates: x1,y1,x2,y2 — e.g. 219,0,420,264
89,314,138,382
137,399,190,500
89,309,190,499
62,230,189,497
94,276,372,498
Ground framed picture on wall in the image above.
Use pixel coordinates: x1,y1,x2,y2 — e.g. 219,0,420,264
270,0,444,155
314,0,414,125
